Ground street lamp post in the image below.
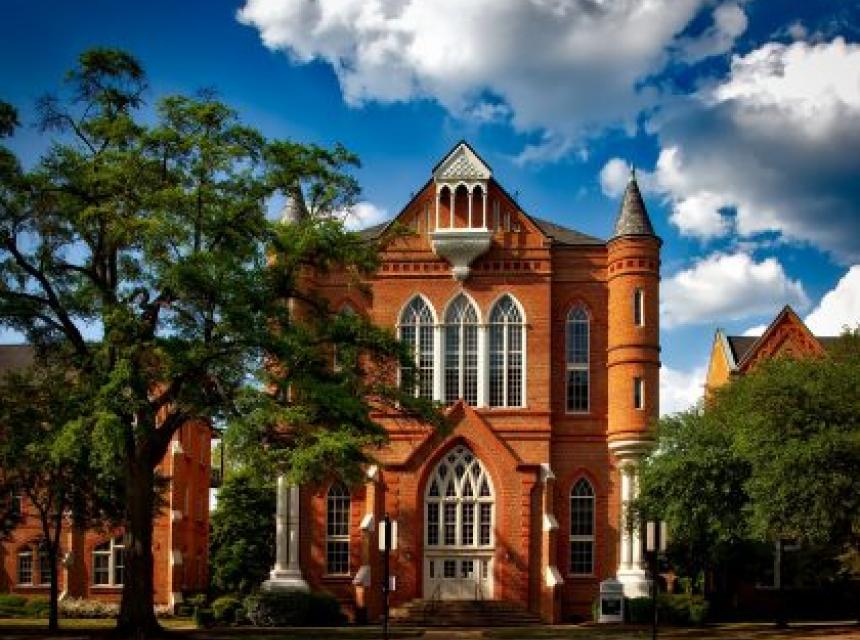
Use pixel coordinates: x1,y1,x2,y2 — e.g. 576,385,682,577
645,520,668,640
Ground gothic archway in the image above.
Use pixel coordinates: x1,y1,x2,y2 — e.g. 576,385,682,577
423,444,495,600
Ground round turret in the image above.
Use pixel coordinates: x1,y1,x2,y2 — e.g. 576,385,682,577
606,171,661,455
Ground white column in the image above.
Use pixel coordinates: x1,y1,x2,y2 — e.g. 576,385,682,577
482,190,488,230
263,475,308,591
449,187,455,228
477,324,488,407
615,457,650,597
619,466,632,569
435,190,440,230
468,185,474,228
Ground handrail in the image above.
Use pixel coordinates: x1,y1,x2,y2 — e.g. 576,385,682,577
424,582,443,624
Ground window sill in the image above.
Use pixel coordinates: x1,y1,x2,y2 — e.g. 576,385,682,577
322,574,353,581
567,574,597,580
91,585,123,590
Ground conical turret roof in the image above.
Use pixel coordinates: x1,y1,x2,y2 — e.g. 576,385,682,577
279,183,309,224
612,169,656,238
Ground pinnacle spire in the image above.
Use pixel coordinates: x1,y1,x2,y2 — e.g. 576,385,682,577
279,183,309,224
612,168,655,238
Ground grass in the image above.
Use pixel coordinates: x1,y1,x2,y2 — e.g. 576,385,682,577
0,620,857,640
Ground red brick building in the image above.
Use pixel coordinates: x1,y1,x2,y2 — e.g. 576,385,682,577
0,345,212,608
265,142,662,622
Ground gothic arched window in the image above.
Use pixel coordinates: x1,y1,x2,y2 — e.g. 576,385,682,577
444,295,479,406
488,295,524,407
399,296,435,400
570,478,595,575
326,483,350,575
566,306,590,413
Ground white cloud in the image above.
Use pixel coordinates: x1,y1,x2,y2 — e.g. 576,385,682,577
660,365,706,416
805,265,860,335
342,201,389,230
674,1,749,63
599,158,632,198
238,0,743,159
742,324,767,336
646,37,860,261
662,252,809,328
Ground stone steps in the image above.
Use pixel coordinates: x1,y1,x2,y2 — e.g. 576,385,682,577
390,599,541,627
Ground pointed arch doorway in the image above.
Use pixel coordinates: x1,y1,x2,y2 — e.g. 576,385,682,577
423,444,495,600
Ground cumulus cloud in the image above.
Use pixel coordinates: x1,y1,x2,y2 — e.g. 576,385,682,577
662,252,809,328
805,265,860,335
674,1,749,63
644,37,860,261
742,324,768,336
237,0,744,160
342,201,389,230
660,365,706,416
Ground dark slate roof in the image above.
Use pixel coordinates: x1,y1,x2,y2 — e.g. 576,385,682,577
726,335,840,364
529,217,604,245
357,221,388,240
613,175,656,238
0,344,35,376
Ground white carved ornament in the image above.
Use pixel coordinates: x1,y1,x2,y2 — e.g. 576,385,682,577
434,143,491,183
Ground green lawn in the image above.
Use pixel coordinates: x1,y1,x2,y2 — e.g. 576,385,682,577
0,620,857,640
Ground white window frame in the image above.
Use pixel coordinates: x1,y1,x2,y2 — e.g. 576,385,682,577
634,288,645,327
17,546,33,585
38,544,52,586
326,483,351,576
443,294,479,406
569,478,596,576
92,536,124,587
424,445,495,550
488,295,525,408
397,296,437,400
565,306,590,414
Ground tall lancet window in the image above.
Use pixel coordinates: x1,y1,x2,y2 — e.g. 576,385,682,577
570,478,595,575
444,295,479,405
399,296,435,400
326,483,350,575
489,295,524,407
566,306,590,413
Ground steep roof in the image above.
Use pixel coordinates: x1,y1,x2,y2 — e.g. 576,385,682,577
612,171,656,239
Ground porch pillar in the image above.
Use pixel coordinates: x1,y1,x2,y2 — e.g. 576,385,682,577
263,475,308,591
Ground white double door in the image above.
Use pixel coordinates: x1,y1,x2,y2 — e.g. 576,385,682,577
425,554,493,600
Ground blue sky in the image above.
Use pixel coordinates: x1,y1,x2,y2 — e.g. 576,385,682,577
2,0,859,413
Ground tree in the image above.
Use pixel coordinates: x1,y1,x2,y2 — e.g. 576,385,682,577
637,332,860,621
0,49,439,637
636,408,753,591
209,472,275,595
0,358,97,631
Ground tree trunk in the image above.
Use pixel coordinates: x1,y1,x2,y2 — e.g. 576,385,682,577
117,453,161,638
775,539,788,628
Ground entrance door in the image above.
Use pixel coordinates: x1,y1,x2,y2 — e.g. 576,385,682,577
423,445,495,600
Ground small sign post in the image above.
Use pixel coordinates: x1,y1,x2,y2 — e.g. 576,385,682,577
380,514,397,640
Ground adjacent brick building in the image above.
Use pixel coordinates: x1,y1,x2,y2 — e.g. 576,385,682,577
0,345,212,608
265,142,662,622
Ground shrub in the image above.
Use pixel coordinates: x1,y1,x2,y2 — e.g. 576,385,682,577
23,597,50,617
624,594,710,626
212,595,243,624
59,598,119,619
193,606,215,628
244,591,346,627
0,594,28,617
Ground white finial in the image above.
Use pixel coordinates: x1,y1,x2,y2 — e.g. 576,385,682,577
629,165,637,182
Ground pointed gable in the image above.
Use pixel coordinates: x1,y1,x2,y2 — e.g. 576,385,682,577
433,141,492,183
737,306,826,373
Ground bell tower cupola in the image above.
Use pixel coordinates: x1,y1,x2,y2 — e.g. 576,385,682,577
429,141,494,280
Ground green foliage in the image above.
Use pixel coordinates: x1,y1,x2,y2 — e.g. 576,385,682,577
209,472,276,594
625,594,709,626
211,595,244,625
0,47,446,634
637,332,860,601
193,606,215,628
0,595,50,618
243,590,346,627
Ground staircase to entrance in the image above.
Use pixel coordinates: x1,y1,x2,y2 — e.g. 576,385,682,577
390,599,541,627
